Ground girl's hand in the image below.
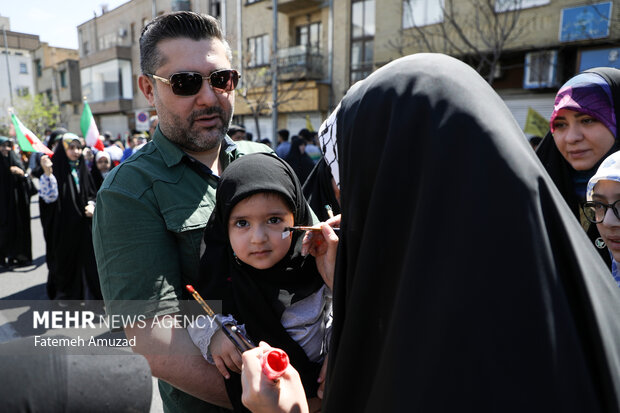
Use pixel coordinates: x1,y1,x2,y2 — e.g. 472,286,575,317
210,328,243,379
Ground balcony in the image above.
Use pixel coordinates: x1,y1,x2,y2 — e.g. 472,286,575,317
275,0,323,14
277,45,324,81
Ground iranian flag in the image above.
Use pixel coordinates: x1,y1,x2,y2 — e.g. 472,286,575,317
10,113,53,156
80,100,104,151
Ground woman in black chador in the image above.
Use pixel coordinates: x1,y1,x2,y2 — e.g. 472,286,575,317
0,137,33,267
39,134,101,301
241,54,620,413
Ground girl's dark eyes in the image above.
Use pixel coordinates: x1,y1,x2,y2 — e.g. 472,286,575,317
268,217,283,224
234,220,249,228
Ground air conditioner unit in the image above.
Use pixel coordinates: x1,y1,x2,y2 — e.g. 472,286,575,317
118,28,127,37
524,50,559,89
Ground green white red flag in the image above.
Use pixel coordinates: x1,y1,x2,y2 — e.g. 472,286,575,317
10,112,53,156
80,100,104,151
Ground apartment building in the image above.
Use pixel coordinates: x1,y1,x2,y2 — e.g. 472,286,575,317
32,44,82,133
74,0,620,140
0,16,39,123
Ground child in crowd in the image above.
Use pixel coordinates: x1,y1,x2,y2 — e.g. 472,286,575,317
584,150,620,286
187,152,331,412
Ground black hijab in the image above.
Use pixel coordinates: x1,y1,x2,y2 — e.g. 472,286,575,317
0,143,31,263
47,136,100,300
536,67,620,268
197,153,323,409
322,54,620,412
284,136,315,185
302,157,341,222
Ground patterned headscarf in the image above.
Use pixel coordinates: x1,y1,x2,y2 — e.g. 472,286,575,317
550,72,617,137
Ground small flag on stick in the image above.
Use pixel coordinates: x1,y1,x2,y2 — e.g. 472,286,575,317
9,111,53,156
524,107,549,137
81,99,104,151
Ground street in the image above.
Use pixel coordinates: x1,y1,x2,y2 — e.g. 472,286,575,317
0,193,163,413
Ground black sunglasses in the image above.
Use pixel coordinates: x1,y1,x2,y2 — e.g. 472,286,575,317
148,69,240,96
582,200,620,224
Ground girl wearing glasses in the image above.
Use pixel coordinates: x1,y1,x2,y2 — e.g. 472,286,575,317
584,150,620,287
537,68,620,268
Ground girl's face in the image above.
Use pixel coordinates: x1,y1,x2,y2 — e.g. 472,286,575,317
592,180,620,262
97,157,111,172
66,143,83,162
552,109,615,170
228,192,295,270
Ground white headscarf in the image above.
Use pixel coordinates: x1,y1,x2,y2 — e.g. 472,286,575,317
587,150,620,201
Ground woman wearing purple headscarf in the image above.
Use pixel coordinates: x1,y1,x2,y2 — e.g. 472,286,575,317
537,68,620,268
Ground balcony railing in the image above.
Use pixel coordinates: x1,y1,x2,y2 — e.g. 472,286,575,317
276,45,324,80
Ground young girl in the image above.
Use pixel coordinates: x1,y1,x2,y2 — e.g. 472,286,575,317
584,150,620,286
187,152,331,412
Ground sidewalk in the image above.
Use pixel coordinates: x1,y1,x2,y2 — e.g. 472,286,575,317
0,196,163,413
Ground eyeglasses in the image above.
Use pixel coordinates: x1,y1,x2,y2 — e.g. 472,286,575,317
582,200,620,223
147,69,240,96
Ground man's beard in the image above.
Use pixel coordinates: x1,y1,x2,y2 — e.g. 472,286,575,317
165,106,232,152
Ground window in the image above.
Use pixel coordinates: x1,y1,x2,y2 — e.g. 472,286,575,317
209,0,221,18
402,0,443,29
83,41,90,55
296,22,322,51
495,0,549,13
81,59,133,102
17,87,29,97
523,50,558,89
350,0,375,84
19,63,28,74
60,70,67,88
248,34,270,67
35,59,42,77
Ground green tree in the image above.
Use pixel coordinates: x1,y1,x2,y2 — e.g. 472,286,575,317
1,94,60,137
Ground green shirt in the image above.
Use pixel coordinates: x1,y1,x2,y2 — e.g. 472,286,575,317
93,129,272,413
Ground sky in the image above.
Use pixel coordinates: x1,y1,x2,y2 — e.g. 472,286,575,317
0,0,130,50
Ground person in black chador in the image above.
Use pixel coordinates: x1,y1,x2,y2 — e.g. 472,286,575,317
38,133,102,302
284,136,315,186
0,137,33,267
241,54,620,413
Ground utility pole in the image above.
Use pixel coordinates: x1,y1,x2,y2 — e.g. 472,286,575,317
2,26,14,107
271,0,278,141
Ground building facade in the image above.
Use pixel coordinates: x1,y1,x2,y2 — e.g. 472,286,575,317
73,0,620,140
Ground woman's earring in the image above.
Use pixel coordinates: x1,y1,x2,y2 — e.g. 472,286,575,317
595,237,607,249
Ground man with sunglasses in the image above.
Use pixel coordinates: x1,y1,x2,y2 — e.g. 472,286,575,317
93,11,272,413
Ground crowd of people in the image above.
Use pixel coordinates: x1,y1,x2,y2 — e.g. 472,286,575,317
3,9,620,413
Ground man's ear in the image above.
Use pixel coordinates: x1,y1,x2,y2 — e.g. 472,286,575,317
138,74,156,105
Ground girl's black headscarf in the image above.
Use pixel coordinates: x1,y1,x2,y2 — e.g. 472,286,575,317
537,67,620,268
197,153,323,410
322,54,620,412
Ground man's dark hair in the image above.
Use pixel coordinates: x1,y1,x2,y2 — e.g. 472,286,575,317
278,129,290,141
140,11,232,75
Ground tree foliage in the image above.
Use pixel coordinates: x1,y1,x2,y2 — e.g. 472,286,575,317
0,94,60,137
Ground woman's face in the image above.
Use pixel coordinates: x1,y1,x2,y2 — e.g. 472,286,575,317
592,180,620,262
228,192,294,270
552,109,615,170
66,142,83,162
0,142,10,157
